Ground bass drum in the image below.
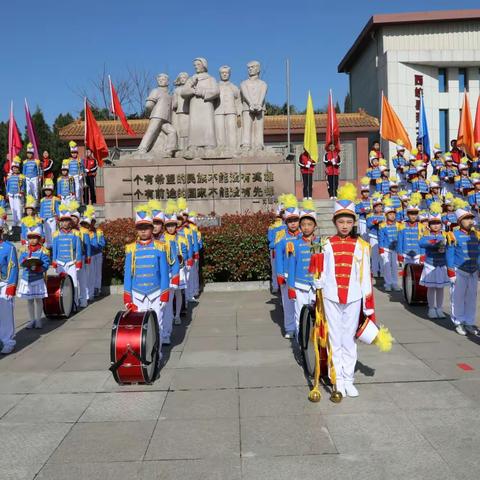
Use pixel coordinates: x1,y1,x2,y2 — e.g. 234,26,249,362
110,309,160,385
403,263,428,305
43,274,74,319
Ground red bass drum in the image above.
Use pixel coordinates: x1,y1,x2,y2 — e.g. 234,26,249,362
110,310,160,385
43,274,74,319
403,263,428,305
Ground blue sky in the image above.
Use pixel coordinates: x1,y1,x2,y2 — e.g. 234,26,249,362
1,0,479,126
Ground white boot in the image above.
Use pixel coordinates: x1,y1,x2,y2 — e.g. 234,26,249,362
435,308,445,319
345,383,359,397
26,300,36,328
428,308,438,319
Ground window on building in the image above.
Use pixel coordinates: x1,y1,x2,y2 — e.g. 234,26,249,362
438,68,448,93
459,68,468,92
439,109,449,153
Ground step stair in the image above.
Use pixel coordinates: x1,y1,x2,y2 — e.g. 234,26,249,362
314,199,336,235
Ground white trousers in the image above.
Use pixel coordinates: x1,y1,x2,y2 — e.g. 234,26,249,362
132,290,164,343
294,287,315,337
404,255,420,265
72,175,83,203
0,283,15,350
92,253,103,294
8,194,23,226
27,298,44,322
323,298,361,387
191,260,200,297
56,262,79,307
163,287,175,339
77,264,89,307
427,287,444,310
174,288,184,319
280,283,296,333
450,269,478,326
186,266,194,301
44,217,57,248
381,250,398,288
358,218,367,239
369,235,382,275
270,251,278,291
25,177,39,203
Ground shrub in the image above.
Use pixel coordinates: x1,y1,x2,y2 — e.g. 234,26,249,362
101,211,275,284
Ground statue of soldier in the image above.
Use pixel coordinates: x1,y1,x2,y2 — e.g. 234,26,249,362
172,72,190,152
240,60,268,151
137,73,177,156
214,65,241,152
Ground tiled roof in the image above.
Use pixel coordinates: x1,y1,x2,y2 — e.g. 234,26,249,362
59,111,379,140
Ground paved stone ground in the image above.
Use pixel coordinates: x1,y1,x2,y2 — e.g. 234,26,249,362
1,282,480,480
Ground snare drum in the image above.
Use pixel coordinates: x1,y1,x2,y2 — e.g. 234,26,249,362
110,310,160,385
43,274,74,318
403,263,428,305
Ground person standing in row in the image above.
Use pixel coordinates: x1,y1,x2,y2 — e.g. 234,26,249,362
6,157,25,227
83,148,98,205
323,143,341,199
299,149,315,200
23,144,42,205
67,141,85,204
41,151,54,181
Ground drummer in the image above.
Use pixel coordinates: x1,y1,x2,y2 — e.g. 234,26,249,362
17,223,51,329
0,209,19,354
123,205,170,348
418,202,449,319
51,206,83,310
314,183,376,398
397,192,424,268
39,179,60,249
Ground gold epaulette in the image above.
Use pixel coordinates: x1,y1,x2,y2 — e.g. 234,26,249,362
286,239,295,256
274,229,286,245
446,231,456,245
52,230,59,238
154,239,166,252
125,242,136,254
41,246,51,256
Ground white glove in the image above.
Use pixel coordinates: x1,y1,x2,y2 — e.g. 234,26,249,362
313,278,322,290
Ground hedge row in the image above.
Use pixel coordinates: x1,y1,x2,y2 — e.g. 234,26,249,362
101,211,275,284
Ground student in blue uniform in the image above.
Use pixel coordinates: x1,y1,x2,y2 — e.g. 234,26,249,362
397,192,424,267
267,196,286,294
355,178,371,241
57,161,75,205
0,210,19,354
455,160,473,198
39,178,60,248
467,173,480,225
67,141,85,204
430,144,444,176
6,157,25,226
392,141,408,189
22,143,42,204
366,193,385,277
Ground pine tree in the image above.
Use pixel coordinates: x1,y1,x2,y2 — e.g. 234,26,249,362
50,113,74,176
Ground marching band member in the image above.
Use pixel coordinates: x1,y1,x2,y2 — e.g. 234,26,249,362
267,196,286,294
177,198,197,304
159,202,181,345
366,193,384,277
123,205,170,346
397,192,424,267
439,153,458,196
316,183,375,397
471,144,480,173
467,173,480,224
187,211,202,299
149,200,164,240
419,210,430,228
286,199,318,336
87,209,105,298
418,202,449,319
22,143,41,204
274,194,301,339
6,157,25,227
392,141,408,189
0,209,18,354
378,198,402,292
51,206,82,309
397,190,410,222
377,160,391,194
431,145,444,176
442,193,457,231
17,223,50,329
20,195,41,245
41,150,54,181
425,176,442,208
67,141,85,204
415,141,430,165
405,152,418,192
323,142,341,199
366,155,381,196
446,199,480,336
384,176,402,217
39,179,60,249
83,147,98,205
57,161,75,204
410,161,429,198
455,159,473,198
355,178,371,241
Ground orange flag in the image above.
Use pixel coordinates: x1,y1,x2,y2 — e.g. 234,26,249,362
380,93,412,151
474,95,480,144
457,92,475,158
84,99,109,167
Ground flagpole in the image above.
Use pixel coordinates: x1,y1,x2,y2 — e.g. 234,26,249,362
286,58,291,154
108,75,119,149
8,101,13,161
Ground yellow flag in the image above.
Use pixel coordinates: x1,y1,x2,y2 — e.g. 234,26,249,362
303,91,318,163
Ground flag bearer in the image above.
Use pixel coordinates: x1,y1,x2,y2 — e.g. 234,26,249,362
378,198,402,292
274,194,301,339
39,179,60,249
0,210,19,354
57,161,75,205
397,193,424,268
6,157,25,227
312,183,375,398
67,141,85,204
418,202,449,319
51,207,82,309
366,193,385,277
286,199,318,336
355,178,371,240
22,143,41,204
446,199,480,336
17,223,50,329
123,205,170,344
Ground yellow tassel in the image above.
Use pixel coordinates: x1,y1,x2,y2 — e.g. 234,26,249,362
21,216,37,227
0,207,5,218
177,197,188,211
410,192,422,206
373,326,394,352
68,200,80,211
453,198,468,210
360,176,370,186
430,202,442,214
302,199,315,211
85,205,96,218
147,200,162,211
165,199,177,215
337,182,357,202
282,193,298,209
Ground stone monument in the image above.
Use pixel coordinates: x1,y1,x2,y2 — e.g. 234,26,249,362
105,57,294,218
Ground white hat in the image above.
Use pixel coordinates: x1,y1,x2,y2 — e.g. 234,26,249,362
433,143,442,154
299,199,317,223
26,224,44,237
333,183,357,218
396,141,405,152
135,205,153,226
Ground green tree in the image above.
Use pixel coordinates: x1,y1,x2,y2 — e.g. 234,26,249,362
50,113,74,176
344,93,352,113
335,101,341,113
265,102,298,115
29,107,52,156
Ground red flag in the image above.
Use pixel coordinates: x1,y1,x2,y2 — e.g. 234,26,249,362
84,99,109,167
325,90,340,151
109,76,136,136
474,95,480,144
8,102,22,162
457,92,475,158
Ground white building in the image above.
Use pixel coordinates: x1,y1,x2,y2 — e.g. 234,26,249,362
338,9,480,159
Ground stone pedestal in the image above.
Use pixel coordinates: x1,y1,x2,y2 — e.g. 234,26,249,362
103,152,294,219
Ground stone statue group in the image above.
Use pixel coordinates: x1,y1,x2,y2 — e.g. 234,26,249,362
136,58,268,159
